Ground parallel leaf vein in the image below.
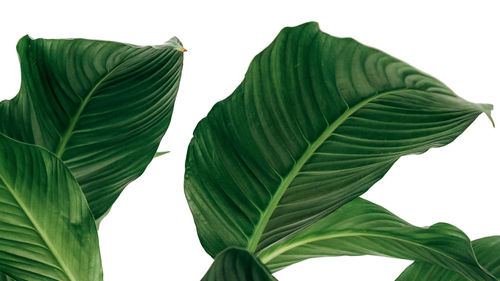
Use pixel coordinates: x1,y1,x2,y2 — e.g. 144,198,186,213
54,57,129,158
246,88,416,252
0,174,76,281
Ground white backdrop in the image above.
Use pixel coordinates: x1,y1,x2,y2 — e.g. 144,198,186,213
1,1,499,280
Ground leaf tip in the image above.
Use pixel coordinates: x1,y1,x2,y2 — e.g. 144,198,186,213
477,103,495,127
281,21,320,35
154,151,170,158
16,35,32,54
488,114,495,128
299,21,320,29
163,36,186,53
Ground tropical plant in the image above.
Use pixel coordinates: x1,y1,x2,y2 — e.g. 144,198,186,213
0,35,184,280
0,22,495,281
185,22,496,280
0,35,184,223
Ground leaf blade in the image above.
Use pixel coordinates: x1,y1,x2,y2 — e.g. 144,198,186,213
185,22,492,257
0,35,184,221
396,236,500,281
0,134,102,281
258,198,495,281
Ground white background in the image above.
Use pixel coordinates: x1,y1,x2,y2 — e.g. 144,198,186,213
1,1,499,280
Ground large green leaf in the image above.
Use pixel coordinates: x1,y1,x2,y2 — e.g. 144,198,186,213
396,236,500,281
0,35,184,221
257,198,495,281
185,22,492,257
0,134,102,281
201,248,277,281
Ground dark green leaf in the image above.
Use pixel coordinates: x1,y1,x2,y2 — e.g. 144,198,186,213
258,198,495,281
202,248,277,281
185,22,492,257
0,134,102,281
0,35,184,221
396,236,500,281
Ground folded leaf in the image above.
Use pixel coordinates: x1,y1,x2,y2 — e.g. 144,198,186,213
0,35,184,221
202,248,277,281
0,134,102,281
396,236,500,281
257,198,495,280
185,22,492,257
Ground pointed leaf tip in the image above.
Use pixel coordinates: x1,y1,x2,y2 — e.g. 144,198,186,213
16,35,32,54
477,103,495,127
487,113,495,128
164,36,185,52
154,151,170,158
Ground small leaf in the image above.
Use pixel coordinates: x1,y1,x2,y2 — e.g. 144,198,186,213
185,22,492,258
0,35,184,221
154,151,170,158
258,198,495,281
396,236,500,281
0,134,102,281
202,248,277,281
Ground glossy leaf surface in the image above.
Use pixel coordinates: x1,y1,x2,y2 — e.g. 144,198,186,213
397,236,500,281
0,35,184,221
185,22,492,257
259,198,495,281
202,248,277,281
0,134,102,281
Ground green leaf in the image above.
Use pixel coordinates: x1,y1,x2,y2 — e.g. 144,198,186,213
154,151,170,158
396,236,500,281
202,248,277,281
0,134,102,281
258,198,495,281
0,35,184,221
185,22,493,258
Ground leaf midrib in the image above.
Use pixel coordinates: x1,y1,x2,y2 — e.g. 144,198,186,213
54,61,124,158
246,88,433,252
0,174,77,281
258,231,489,281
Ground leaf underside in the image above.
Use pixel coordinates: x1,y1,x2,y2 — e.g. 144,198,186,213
0,134,102,281
201,248,277,281
0,35,184,221
396,236,500,281
185,21,492,261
